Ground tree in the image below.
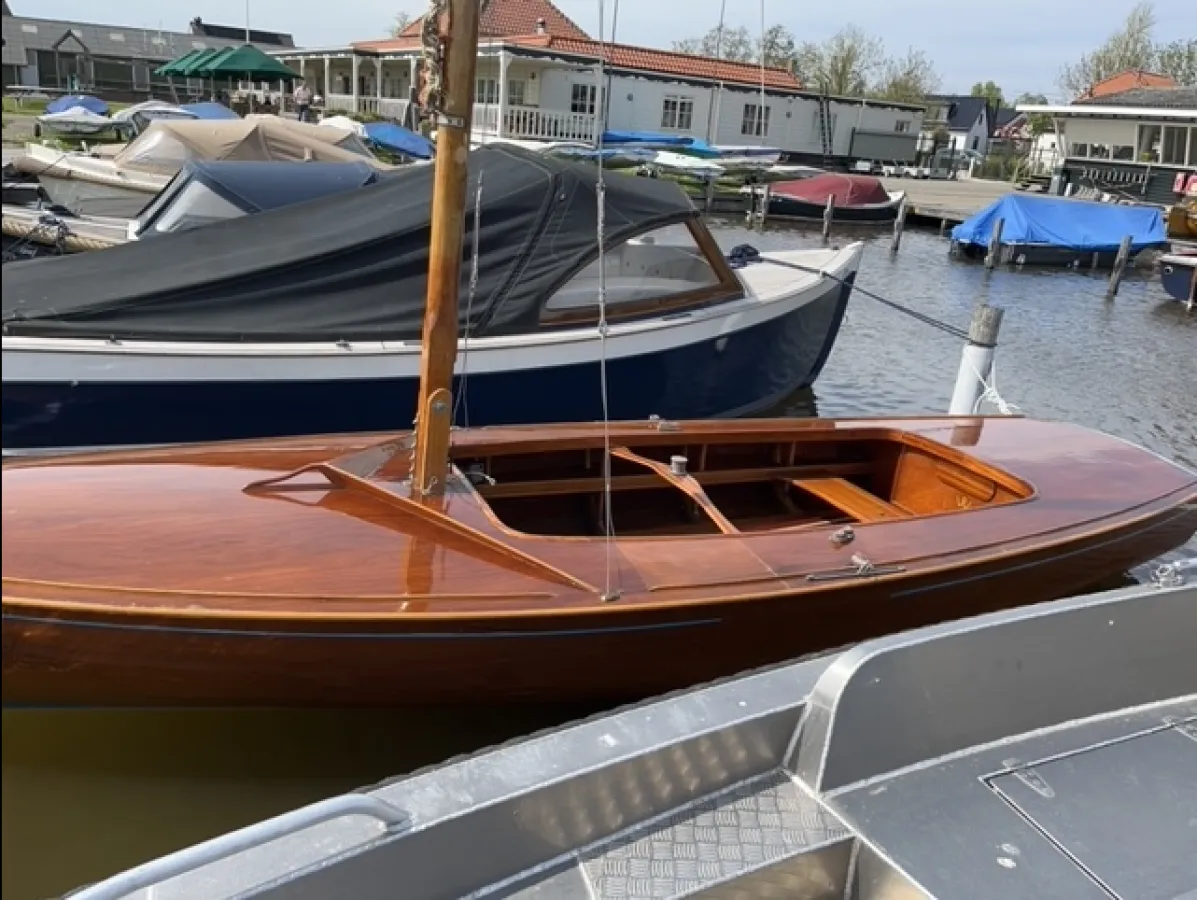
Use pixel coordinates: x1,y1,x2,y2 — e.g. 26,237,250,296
1014,92,1053,136
970,80,1004,109
390,11,414,37
1155,38,1197,85
1059,2,1158,96
793,25,885,96
874,48,941,103
673,25,756,62
758,24,796,69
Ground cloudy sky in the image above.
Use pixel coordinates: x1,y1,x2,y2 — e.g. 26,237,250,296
19,0,1192,99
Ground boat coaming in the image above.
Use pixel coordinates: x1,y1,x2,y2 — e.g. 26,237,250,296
4,415,1195,708
53,579,1197,900
1,244,860,450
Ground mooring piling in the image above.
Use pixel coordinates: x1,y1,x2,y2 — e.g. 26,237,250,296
983,218,1005,269
1106,234,1134,298
890,199,908,254
949,303,1005,416
822,195,834,242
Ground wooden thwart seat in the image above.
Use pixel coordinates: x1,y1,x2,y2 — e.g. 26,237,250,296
788,477,905,523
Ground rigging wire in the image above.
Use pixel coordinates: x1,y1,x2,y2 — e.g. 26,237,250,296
453,171,484,429
595,0,619,602
757,0,767,147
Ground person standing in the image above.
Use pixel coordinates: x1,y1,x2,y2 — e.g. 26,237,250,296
294,80,313,123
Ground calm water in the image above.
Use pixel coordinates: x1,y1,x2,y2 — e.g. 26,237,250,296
4,227,1194,900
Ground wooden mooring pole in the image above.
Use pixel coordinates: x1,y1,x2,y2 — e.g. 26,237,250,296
949,303,1005,416
1106,234,1134,298
890,199,907,254
821,195,834,242
984,217,1005,269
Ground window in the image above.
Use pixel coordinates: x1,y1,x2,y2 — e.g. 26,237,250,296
570,83,596,115
894,120,910,133
971,136,980,151
1137,124,1161,162
475,78,498,105
542,223,728,324
109,32,125,42
1161,125,1189,165
1111,144,1135,161
661,95,694,131
507,79,526,107
145,180,244,236
740,103,770,137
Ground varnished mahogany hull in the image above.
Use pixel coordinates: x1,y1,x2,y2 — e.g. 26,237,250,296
4,504,1194,708
4,416,1196,707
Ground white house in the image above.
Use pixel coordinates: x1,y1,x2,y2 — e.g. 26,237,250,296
917,95,992,157
272,0,924,164
1018,86,1197,205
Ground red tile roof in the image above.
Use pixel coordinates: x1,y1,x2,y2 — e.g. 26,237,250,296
353,32,802,92
509,36,802,90
1083,69,1178,99
398,0,591,41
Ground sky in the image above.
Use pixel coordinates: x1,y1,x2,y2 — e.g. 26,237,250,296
15,0,1193,100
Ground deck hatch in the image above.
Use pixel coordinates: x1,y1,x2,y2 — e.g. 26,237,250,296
986,719,1197,900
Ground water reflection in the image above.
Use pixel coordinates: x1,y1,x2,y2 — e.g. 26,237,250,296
4,226,1194,900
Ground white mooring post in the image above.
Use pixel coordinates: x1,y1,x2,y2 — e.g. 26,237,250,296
949,303,1005,416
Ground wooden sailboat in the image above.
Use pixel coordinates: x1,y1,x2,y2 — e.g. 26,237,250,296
3,0,1197,709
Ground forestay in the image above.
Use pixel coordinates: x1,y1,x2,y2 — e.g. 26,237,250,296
2,145,700,343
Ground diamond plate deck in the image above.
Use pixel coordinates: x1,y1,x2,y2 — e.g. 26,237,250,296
578,770,850,899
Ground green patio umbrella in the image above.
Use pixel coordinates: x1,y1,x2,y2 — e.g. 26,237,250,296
179,47,233,78
197,44,299,81
155,49,202,77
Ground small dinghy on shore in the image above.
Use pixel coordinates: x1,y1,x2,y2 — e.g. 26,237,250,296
58,574,1197,899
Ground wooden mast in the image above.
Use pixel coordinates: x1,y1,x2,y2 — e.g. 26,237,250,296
411,0,482,496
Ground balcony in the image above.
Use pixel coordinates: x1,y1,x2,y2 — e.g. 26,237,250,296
472,104,598,143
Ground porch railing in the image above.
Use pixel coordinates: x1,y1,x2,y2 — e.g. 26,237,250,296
473,104,598,143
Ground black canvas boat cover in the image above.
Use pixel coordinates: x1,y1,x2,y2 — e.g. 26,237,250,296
1,144,698,342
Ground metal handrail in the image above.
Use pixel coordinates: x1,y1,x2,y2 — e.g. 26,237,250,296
68,794,409,900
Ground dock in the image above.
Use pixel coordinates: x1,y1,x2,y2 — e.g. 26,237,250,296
879,177,1015,228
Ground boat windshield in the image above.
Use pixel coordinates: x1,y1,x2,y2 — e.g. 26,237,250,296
140,179,245,235
542,223,724,320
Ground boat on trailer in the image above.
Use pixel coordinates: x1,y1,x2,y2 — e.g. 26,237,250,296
60,574,1197,899
3,146,861,451
3,415,1195,707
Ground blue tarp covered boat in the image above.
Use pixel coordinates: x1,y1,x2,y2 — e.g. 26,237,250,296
361,121,434,160
952,194,1168,266
180,101,241,120
600,130,719,158
45,94,109,116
